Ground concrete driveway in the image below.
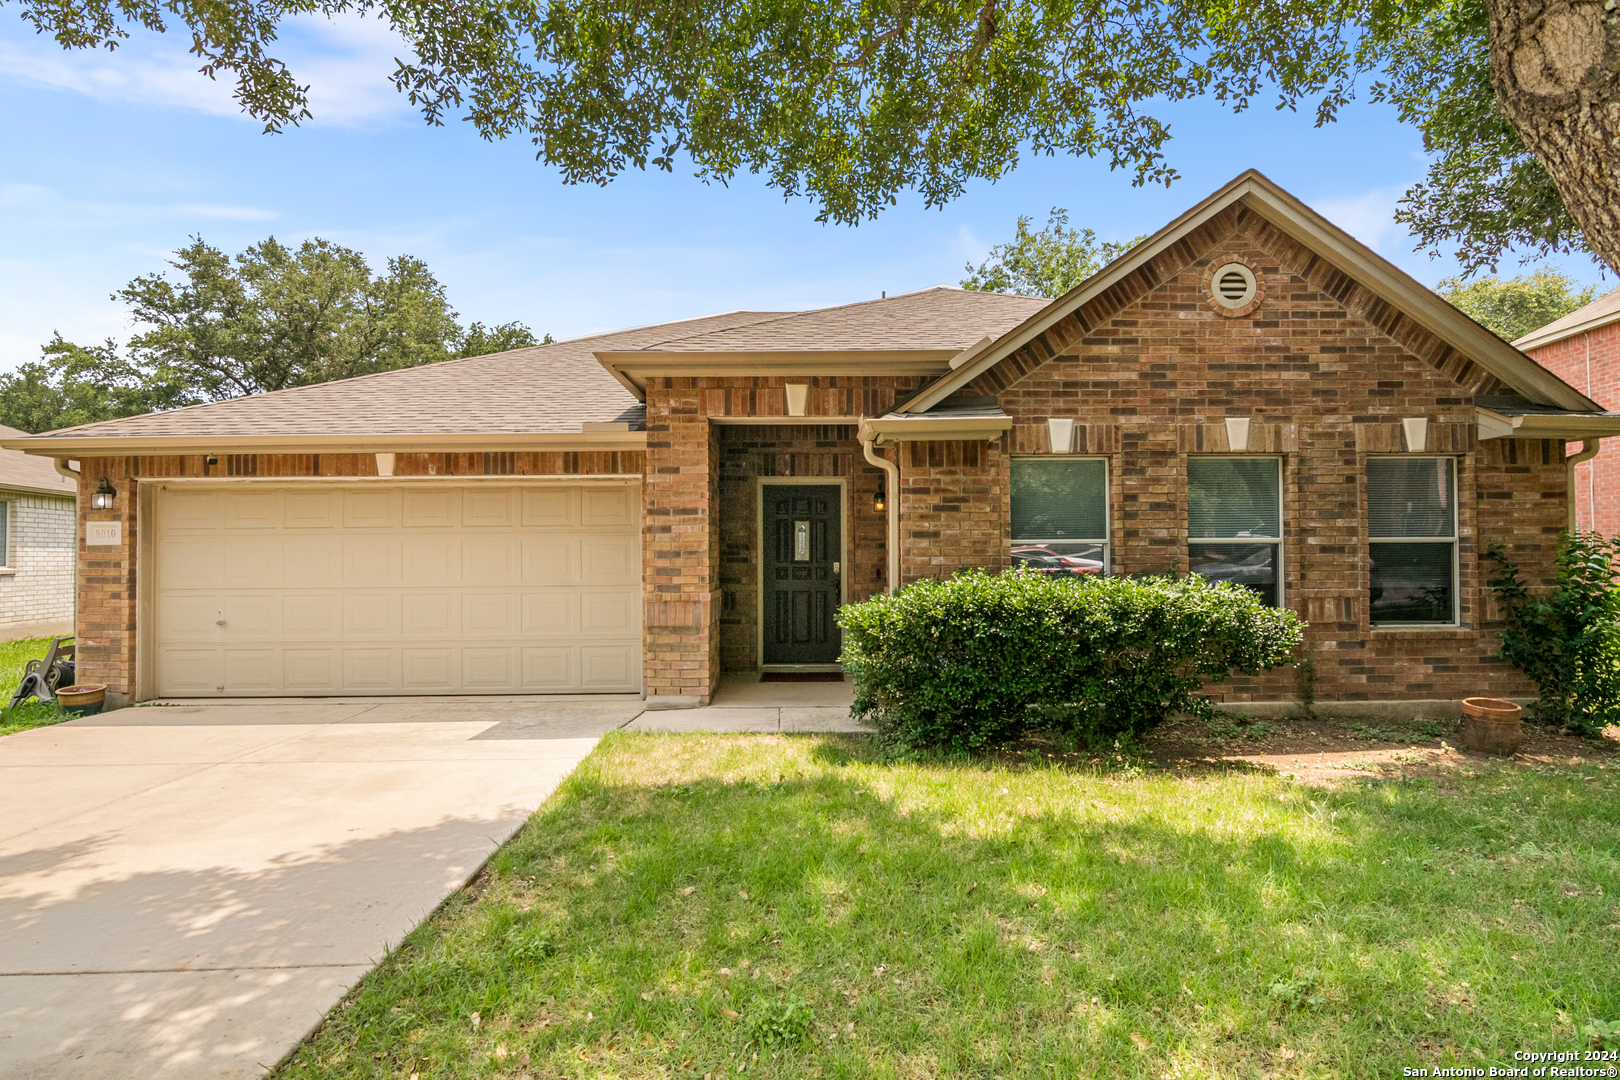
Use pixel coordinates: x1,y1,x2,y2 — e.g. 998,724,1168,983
0,696,643,1079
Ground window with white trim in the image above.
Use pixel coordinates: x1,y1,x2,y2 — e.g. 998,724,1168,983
1368,457,1457,625
1187,457,1282,607
1010,458,1108,576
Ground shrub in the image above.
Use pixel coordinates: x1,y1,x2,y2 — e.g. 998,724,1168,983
1486,531,1620,737
837,570,1304,751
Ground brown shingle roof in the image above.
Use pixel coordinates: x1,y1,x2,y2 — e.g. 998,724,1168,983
0,425,78,496
638,286,1048,353
16,310,788,443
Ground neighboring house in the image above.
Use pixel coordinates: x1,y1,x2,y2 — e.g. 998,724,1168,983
0,424,77,639
6,170,1620,710
1514,288,1620,534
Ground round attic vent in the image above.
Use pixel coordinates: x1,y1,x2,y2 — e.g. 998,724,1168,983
1203,258,1263,317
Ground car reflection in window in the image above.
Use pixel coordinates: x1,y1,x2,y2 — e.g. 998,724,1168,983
1011,545,1104,576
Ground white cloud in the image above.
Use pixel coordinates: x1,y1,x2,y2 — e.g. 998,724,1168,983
0,12,414,127
1309,185,1406,253
178,204,281,221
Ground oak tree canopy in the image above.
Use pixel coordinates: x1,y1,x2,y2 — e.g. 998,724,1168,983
13,0,1620,274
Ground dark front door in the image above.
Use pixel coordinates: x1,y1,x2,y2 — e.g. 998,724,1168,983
762,484,842,665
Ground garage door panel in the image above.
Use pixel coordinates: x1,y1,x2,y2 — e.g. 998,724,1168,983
402,649,456,690
284,594,338,634
582,486,636,526
521,593,575,636
285,490,340,529
403,490,453,528
224,490,280,530
581,590,635,634
155,482,640,696
158,648,222,693
157,595,223,642
162,540,223,589
284,540,339,585
580,536,637,585
343,489,396,529
520,537,571,584
522,487,575,528
283,649,340,691
342,594,397,635
581,646,635,689
223,649,279,691
342,649,396,690
463,487,515,528
462,648,516,689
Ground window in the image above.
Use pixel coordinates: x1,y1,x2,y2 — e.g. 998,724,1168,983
1368,457,1457,625
1010,458,1108,576
1187,457,1282,606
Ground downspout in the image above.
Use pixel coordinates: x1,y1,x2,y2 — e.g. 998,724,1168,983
1567,439,1602,532
54,458,80,482
860,435,900,593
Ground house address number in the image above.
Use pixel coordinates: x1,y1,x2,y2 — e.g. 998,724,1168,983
86,521,122,546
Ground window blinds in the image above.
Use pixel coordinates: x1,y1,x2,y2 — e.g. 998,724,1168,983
1187,458,1280,539
1367,458,1455,538
1010,459,1107,540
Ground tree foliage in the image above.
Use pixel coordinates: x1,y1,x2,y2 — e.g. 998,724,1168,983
0,236,546,434
1485,533,1620,739
10,0,1618,273
1438,269,1601,343
961,209,1143,298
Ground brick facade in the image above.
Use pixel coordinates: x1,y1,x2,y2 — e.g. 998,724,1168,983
1521,320,1620,534
70,450,642,706
894,214,1563,703
0,490,76,634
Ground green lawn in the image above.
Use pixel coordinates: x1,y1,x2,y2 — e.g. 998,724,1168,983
278,732,1619,1079
0,636,72,737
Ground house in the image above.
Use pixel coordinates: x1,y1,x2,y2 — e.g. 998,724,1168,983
0,424,78,639
7,170,1620,710
1513,288,1620,534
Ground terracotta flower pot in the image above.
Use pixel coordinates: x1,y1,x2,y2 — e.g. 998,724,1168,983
54,684,107,716
1459,696,1523,757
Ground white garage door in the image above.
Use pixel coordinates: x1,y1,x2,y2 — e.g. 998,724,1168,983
151,481,642,696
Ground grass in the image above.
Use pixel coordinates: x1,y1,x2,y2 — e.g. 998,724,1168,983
0,636,73,737
278,732,1620,1080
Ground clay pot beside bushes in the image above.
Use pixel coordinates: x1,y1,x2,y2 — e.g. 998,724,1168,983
1459,697,1523,757
54,684,107,716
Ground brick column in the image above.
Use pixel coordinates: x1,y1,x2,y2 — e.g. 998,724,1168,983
75,457,139,707
642,380,722,705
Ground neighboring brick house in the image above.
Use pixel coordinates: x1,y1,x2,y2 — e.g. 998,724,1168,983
1514,289,1620,534
6,170,1620,709
0,424,78,639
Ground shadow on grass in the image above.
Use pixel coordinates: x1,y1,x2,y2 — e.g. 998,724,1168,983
283,732,1620,1080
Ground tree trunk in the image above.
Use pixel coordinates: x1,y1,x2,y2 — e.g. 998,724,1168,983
1488,0,1620,275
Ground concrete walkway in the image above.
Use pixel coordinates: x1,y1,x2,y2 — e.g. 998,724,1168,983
626,673,873,733
0,696,641,1079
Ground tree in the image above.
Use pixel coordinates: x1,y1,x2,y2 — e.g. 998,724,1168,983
11,0,1620,275
1438,269,1601,342
962,209,1144,298
0,236,546,433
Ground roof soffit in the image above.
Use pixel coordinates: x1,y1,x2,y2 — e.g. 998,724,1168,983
900,170,1600,414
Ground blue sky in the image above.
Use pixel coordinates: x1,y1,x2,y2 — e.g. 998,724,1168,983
1,13,1611,372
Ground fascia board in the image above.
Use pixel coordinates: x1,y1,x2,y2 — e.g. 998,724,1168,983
856,414,1014,445
0,431,649,456
1487,412,1620,439
596,350,957,395
0,480,78,498
1513,304,1620,351
902,170,1599,414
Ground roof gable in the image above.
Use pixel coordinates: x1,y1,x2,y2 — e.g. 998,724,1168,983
901,170,1599,414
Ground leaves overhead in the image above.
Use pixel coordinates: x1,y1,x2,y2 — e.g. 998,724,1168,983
0,235,545,433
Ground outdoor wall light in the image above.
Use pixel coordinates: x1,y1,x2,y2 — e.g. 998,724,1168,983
90,477,117,510
873,484,886,513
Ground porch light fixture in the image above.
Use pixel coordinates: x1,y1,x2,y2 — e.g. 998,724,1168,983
873,484,886,513
90,477,117,510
